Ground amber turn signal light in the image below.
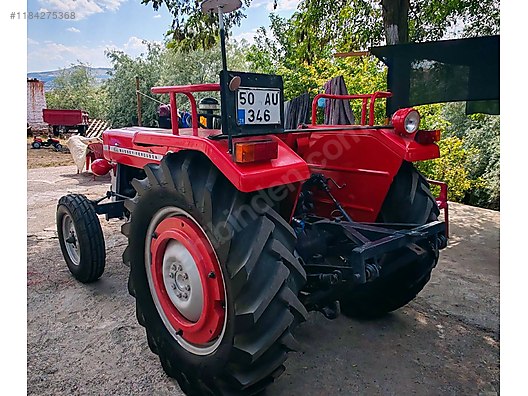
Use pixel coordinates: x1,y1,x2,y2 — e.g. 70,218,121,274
234,140,279,163
415,130,441,145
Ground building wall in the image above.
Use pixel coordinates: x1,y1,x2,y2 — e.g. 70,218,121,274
27,79,48,131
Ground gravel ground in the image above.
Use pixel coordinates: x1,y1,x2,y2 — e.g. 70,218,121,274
27,140,74,169
27,165,500,396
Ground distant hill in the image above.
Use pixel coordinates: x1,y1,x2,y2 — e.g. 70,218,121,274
27,67,112,91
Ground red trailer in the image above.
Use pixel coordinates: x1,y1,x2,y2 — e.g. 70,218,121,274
43,109,89,136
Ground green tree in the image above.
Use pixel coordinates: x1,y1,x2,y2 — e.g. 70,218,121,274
105,42,164,127
415,102,500,209
45,62,108,119
104,41,250,127
442,102,500,209
415,136,477,202
140,0,253,51
245,12,387,121
141,0,499,57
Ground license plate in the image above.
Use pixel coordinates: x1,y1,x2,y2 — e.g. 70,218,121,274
236,87,281,126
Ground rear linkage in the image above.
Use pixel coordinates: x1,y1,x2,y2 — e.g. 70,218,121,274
291,173,447,318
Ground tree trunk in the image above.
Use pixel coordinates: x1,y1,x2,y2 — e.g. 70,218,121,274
381,0,411,117
381,0,410,44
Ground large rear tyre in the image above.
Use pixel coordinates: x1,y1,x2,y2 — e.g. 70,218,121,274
56,194,106,283
340,161,440,318
122,152,307,395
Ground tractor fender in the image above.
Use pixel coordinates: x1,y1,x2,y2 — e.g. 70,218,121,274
376,128,440,162
102,128,311,193
283,127,440,223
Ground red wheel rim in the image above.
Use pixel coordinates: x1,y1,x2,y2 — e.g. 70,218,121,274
149,216,225,345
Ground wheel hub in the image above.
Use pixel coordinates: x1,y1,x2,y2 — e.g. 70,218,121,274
162,240,204,322
146,209,226,352
62,214,80,265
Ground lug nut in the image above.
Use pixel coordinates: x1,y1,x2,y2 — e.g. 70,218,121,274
183,273,188,280
177,264,183,272
185,285,191,291
171,284,176,290
169,273,174,278
183,293,188,299
177,292,182,298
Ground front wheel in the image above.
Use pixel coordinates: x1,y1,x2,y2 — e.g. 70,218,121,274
122,152,307,395
56,194,106,283
339,161,440,318
32,141,41,149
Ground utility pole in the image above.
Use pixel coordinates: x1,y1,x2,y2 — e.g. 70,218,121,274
135,76,142,126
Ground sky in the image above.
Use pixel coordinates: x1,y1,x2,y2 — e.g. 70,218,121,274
27,0,301,72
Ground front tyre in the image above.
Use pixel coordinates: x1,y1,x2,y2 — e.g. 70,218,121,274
56,194,106,283
340,161,440,318
122,152,307,395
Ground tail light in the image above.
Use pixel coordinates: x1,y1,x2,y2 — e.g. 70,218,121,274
234,140,278,163
392,108,420,135
415,130,441,145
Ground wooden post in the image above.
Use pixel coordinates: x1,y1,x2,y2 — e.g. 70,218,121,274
333,51,370,58
135,76,142,126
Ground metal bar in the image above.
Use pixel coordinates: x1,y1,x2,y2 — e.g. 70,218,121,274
311,92,392,126
183,92,199,136
369,91,392,126
218,6,228,73
340,221,421,235
315,218,371,245
427,178,449,238
285,125,392,133
169,92,179,136
361,98,368,125
352,221,445,256
94,201,125,219
151,83,221,94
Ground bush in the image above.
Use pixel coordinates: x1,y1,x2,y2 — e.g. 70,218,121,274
416,103,500,210
416,137,478,202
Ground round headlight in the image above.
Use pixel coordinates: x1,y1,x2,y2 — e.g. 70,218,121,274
391,108,421,135
404,110,420,133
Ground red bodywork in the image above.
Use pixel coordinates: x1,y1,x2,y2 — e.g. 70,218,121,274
43,109,89,126
102,84,440,222
34,136,60,144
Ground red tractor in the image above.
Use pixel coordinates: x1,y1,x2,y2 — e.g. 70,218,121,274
32,135,62,151
55,1,447,394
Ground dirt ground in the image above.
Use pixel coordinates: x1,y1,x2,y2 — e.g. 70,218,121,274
27,164,500,396
27,139,75,169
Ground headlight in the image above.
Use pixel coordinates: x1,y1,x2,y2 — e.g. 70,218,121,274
404,110,420,133
392,108,421,135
